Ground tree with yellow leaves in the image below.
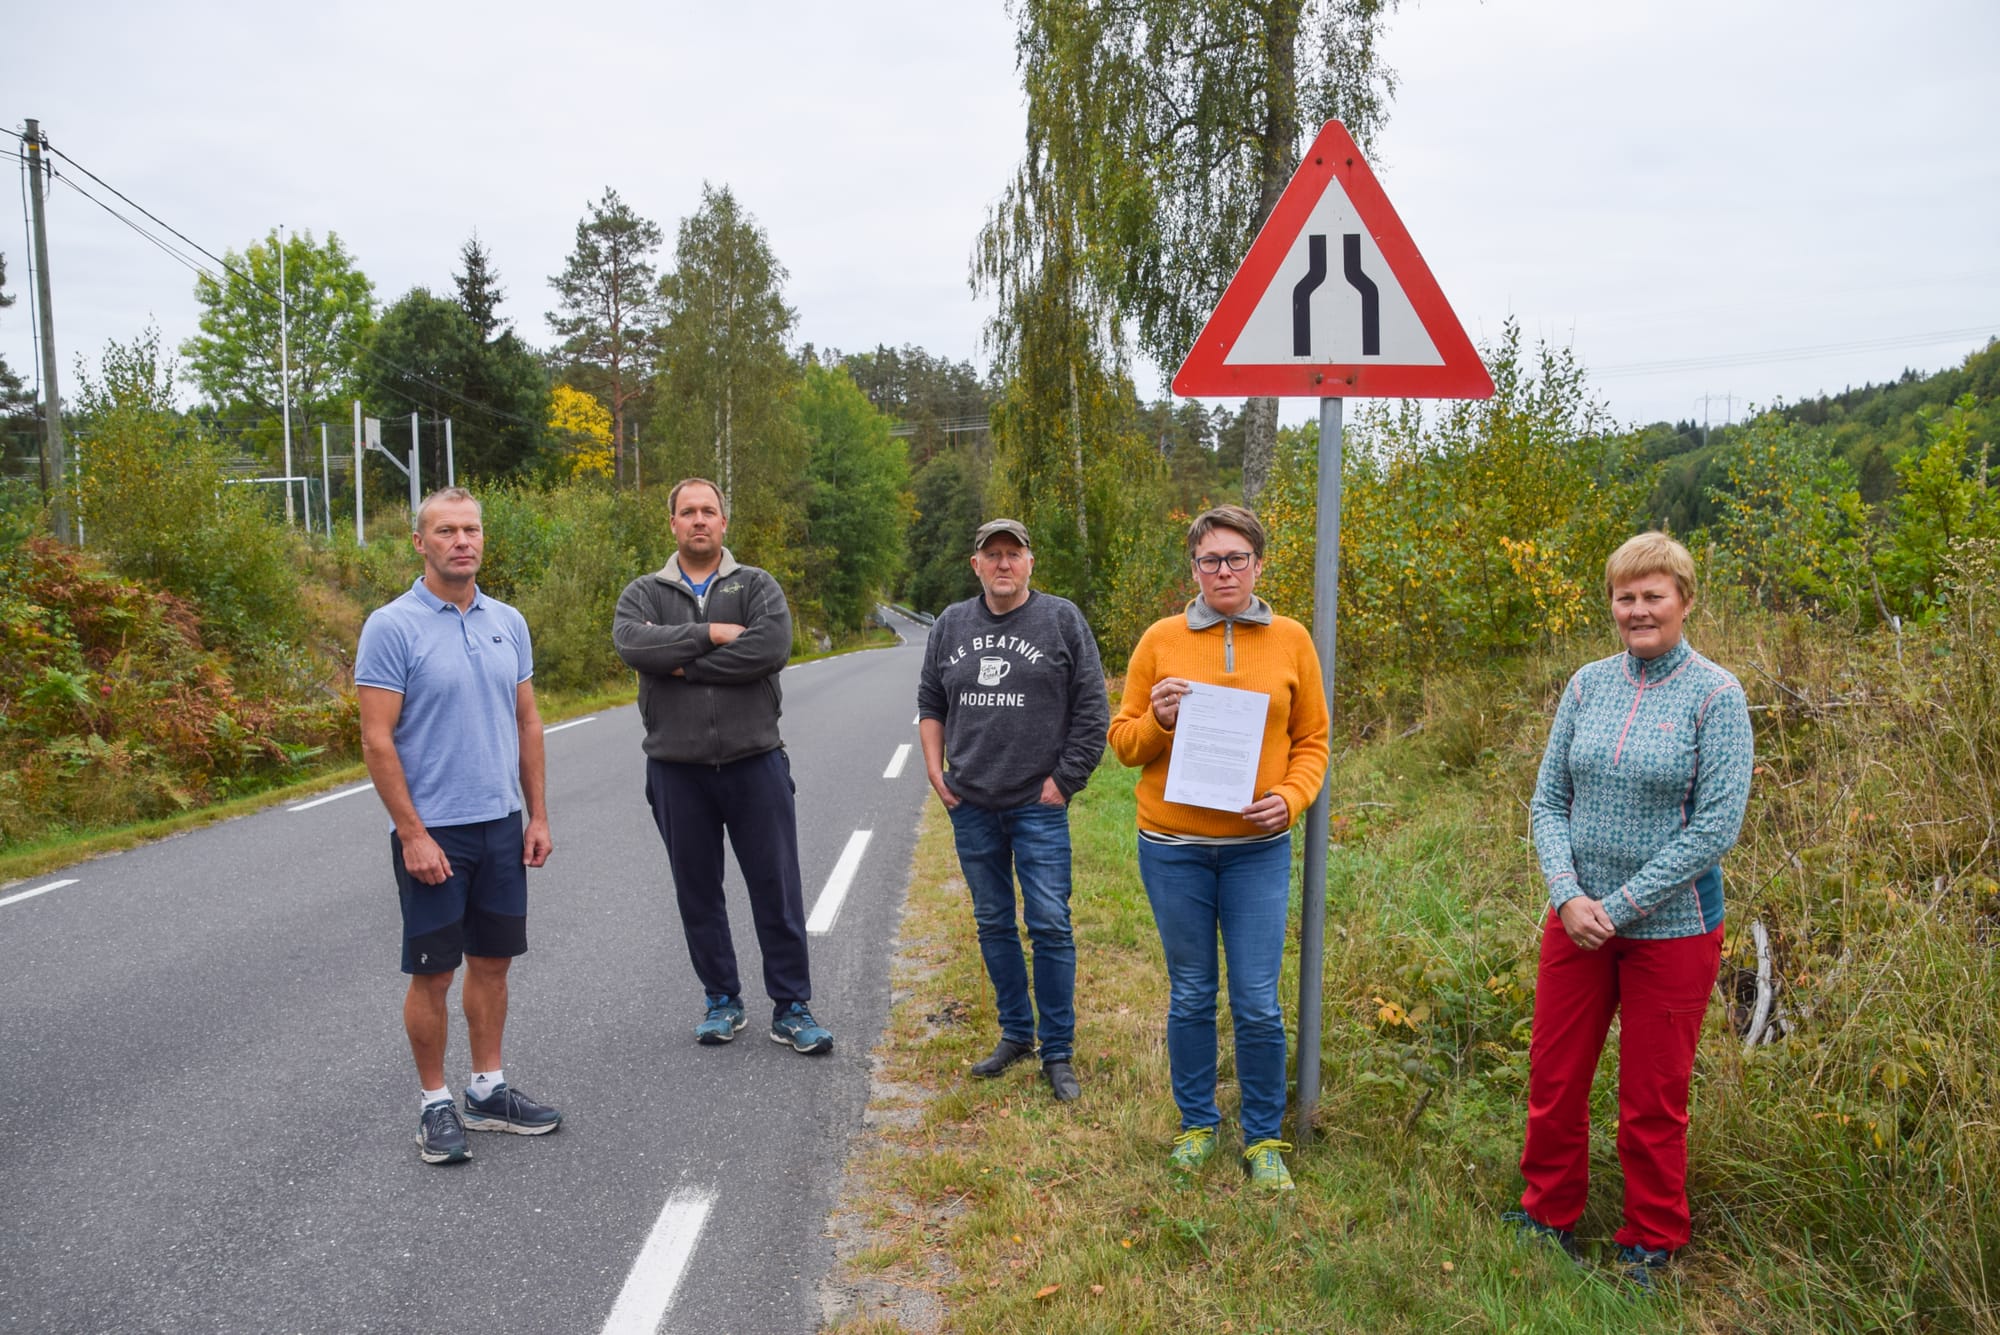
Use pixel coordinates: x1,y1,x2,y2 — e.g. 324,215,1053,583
548,384,614,481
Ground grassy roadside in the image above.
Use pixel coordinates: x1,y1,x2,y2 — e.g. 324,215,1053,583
828,675,1998,1335
0,627,902,887
828,767,1664,1335
0,683,637,886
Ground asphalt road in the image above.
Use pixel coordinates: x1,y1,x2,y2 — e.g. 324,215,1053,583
0,608,937,1335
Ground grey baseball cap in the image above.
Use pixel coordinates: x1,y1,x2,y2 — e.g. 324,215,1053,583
972,518,1031,551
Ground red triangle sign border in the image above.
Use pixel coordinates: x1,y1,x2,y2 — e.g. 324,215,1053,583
1173,120,1495,400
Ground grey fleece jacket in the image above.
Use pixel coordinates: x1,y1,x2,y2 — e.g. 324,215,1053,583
612,548,792,765
916,589,1109,809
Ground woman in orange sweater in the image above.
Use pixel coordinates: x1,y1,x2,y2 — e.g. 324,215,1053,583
1108,506,1330,1190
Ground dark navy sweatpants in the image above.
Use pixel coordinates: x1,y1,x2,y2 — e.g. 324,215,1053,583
644,748,812,1019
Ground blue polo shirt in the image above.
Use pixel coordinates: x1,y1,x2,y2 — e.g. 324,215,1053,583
354,578,534,828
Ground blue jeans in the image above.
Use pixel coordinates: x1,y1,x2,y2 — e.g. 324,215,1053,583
1137,835,1294,1144
948,800,1076,1062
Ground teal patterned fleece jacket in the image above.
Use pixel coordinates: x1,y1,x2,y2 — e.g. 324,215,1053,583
1531,637,1754,940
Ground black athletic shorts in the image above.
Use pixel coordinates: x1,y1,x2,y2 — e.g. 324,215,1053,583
392,812,528,974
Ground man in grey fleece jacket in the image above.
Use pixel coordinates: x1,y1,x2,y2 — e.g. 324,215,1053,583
916,518,1108,1101
611,478,833,1057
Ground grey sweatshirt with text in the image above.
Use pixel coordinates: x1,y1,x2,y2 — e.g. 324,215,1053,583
917,589,1109,809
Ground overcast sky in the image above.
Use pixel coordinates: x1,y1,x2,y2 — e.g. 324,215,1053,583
6,0,1996,435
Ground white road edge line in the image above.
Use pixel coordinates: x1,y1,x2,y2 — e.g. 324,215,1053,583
882,743,912,779
290,782,375,812
0,878,79,910
291,718,591,815
599,1187,716,1335
806,830,872,936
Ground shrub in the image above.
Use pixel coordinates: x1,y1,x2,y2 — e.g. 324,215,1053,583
71,329,306,653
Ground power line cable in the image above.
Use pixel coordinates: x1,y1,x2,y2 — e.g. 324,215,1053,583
39,137,546,432
14,141,44,401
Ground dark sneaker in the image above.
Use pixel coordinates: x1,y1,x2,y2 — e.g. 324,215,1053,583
1041,1059,1081,1102
416,1099,471,1164
1502,1209,1581,1262
1617,1243,1673,1292
770,1002,834,1055
969,1036,1036,1078
695,994,748,1045
463,1082,562,1136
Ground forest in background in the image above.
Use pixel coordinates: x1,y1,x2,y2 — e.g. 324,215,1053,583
0,185,1994,851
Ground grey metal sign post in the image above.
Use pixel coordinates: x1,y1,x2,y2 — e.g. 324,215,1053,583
1171,121,1494,1149
1292,396,1343,1142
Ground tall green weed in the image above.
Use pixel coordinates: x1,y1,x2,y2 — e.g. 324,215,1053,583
1320,585,1998,1330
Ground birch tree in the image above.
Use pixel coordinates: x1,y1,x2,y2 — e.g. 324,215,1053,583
983,0,1399,501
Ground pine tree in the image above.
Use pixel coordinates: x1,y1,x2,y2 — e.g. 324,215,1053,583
453,234,507,341
546,189,663,488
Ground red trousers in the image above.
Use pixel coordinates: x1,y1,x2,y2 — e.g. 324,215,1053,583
1519,912,1722,1251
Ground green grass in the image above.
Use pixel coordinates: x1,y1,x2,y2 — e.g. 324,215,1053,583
829,601,2000,1333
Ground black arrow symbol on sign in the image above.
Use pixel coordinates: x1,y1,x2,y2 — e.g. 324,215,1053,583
1343,233,1381,357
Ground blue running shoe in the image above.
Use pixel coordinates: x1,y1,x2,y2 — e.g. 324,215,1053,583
695,995,748,1045
416,1099,471,1164
1501,1210,1582,1263
770,1002,834,1055
462,1083,562,1136
1617,1243,1673,1292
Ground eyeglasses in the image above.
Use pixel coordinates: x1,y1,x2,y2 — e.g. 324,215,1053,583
1194,551,1254,574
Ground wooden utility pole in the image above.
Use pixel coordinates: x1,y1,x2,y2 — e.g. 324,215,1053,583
24,119,71,542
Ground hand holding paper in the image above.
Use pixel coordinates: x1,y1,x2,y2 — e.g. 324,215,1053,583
1162,682,1272,813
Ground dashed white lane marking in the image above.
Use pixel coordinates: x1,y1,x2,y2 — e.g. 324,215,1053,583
882,744,912,779
806,830,872,935
290,782,374,812
542,716,597,735
599,1188,716,1335
910,713,919,726
0,878,79,910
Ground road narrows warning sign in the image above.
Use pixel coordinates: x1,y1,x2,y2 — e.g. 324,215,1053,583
1172,120,1494,400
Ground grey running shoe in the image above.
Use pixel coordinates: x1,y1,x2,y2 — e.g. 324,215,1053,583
416,1099,471,1164
462,1083,562,1136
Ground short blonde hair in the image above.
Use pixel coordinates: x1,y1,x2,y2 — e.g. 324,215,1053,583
414,486,479,534
1605,531,1696,603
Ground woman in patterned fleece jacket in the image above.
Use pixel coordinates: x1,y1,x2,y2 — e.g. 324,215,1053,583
1509,532,1753,1284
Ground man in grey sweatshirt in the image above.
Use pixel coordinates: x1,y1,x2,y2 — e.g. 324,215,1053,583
916,518,1108,1101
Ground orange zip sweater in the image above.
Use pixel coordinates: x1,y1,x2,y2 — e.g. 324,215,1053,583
1108,607,1331,837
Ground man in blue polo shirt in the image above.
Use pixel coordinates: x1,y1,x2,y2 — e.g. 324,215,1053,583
356,487,558,1165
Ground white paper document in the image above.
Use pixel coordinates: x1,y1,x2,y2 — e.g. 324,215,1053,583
1163,682,1272,812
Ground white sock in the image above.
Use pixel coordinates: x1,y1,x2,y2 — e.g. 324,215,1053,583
421,1085,452,1109
468,1069,505,1100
